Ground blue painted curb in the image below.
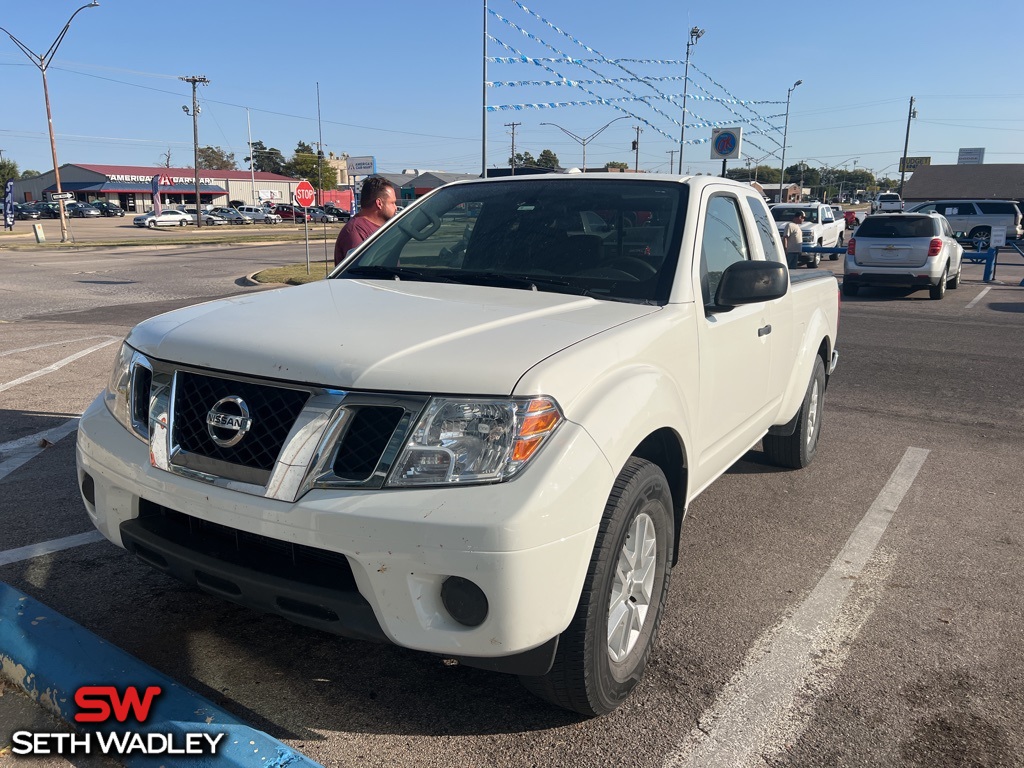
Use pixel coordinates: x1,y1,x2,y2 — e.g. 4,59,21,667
0,582,322,767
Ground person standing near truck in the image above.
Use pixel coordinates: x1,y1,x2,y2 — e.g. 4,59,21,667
783,209,805,268
333,177,399,266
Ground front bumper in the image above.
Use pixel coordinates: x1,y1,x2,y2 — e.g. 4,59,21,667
76,395,613,670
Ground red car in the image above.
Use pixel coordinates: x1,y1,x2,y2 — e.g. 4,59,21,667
272,204,309,223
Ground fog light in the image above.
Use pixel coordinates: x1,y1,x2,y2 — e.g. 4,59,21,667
81,472,96,505
441,576,488,627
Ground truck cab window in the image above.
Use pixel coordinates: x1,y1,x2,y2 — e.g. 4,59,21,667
700,195,750,305
746,198,784,263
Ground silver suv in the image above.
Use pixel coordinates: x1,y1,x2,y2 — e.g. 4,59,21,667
906,199,1022,249
845,213,963,300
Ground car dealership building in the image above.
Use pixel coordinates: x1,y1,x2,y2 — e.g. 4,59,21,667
13,164,303,213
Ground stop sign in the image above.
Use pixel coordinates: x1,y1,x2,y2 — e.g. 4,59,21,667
294,180,315,207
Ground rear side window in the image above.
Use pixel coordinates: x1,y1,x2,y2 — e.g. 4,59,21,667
745,197,784,262
857,216,937,238
977,202,1018,215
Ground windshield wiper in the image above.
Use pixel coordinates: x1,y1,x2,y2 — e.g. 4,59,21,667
342,265,455,283
438,271,593,297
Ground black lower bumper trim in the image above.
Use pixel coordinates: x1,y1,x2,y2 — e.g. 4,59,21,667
119,516,388,644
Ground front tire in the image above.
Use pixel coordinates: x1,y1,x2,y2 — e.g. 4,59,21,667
763,355,826,469
147,220,157,229
519,457,673,716
948,261,962,289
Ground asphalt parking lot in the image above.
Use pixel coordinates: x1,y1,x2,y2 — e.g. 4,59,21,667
1,242,1023,767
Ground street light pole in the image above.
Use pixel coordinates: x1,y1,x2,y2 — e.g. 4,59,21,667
540,115,630,173
180,75,209,227
677,26,704,174
778,79,802,203
1,2,100,243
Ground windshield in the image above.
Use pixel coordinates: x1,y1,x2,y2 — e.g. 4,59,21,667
771,206,819,224
334,178,688,304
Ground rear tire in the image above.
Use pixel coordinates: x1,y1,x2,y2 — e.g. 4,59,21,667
842,281,859,297
763,355,826,469
930,267,948,300
519,457,673,716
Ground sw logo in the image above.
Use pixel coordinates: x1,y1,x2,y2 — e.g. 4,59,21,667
13,684,225,756
74,685,162,723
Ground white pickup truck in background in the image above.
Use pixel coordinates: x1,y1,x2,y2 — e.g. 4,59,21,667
771,202,847,266
77,175,840,716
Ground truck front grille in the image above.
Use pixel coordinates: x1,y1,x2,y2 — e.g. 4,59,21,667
333,406,406,481
172,371,309,471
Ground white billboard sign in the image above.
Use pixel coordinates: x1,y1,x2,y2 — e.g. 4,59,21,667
710,128,742,160
346,156,377,175
957,147,985,165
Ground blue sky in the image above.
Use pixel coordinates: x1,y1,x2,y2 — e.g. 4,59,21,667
3,0,1023,181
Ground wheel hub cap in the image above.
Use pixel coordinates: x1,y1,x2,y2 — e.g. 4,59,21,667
607,512,657,662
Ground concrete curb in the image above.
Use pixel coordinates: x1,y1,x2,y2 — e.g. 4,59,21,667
0,582,322,767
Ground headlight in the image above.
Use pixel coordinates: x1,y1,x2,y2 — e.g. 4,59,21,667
103,342,151,441
387,397,562,486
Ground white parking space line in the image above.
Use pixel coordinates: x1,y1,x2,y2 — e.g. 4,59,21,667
0,418,80,483
664,447,930,768
0,338,119,393
965,286,992,310
0,335,118,357
0,531,106,567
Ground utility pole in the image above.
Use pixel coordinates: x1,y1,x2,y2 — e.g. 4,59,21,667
179,75,209,227
632,126,643,172
246,108,255,205
505,121,521,176
899,96,916,197
667,149,676,174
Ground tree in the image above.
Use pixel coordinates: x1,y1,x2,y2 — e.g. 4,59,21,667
509,150,536,169
284,141,320,181
156,148,173,168
605,161,629,170
20,169,40,179
245,140,286,175
0,159,19,182
537,149,559,169
196,145,237,170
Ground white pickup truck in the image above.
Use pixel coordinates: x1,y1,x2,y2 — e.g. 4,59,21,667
77,175,840,716
771,202,846,266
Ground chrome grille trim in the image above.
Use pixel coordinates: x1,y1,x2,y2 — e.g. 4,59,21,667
142,359,426,502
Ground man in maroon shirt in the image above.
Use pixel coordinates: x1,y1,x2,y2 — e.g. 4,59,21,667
333,176,398,266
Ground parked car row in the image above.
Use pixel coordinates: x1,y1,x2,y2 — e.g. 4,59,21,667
20,199,353,228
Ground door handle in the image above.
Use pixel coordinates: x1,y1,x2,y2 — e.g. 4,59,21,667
758,324,772,337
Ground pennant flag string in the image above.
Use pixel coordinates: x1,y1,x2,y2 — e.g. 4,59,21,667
486,33,677,141
487,11,684,132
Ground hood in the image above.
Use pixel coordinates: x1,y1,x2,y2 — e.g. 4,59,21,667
127,279,660,395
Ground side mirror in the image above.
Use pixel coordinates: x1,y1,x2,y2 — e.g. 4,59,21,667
713,261,788,311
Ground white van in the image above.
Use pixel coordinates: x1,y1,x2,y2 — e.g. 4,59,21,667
236,205,282,224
